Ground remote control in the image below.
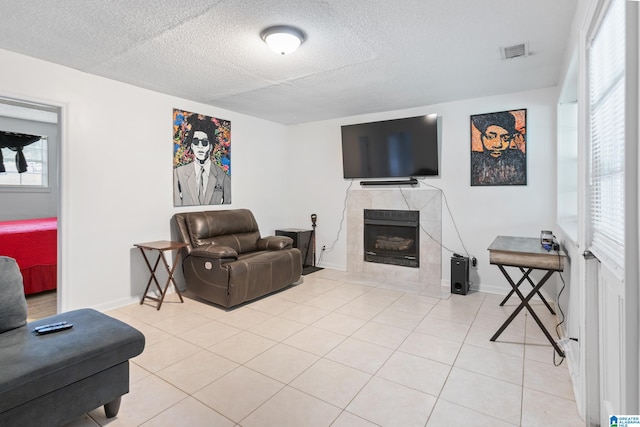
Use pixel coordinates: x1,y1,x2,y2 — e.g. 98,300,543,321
35,323,73,335
33,321,68,333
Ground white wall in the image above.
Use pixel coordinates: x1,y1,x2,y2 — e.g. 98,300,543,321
0,45,562,310
287,87,560,295
0,48,291,312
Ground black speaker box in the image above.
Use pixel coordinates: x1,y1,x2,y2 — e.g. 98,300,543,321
276,229,313,267
451,256,469,295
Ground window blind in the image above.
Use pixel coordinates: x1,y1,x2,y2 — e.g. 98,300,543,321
588,0,625,272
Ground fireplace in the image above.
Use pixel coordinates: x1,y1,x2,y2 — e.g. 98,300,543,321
363,209,419,268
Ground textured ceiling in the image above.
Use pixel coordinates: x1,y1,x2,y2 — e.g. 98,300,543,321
0,0,577,124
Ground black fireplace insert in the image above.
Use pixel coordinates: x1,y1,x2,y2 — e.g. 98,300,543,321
363,209,419,268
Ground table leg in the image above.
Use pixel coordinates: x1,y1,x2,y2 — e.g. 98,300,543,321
499,267,533,306
154,250,184,310
499,267,556,315
520,267,556,315
491,266,565,357
139,248,164,305
508,270,564,356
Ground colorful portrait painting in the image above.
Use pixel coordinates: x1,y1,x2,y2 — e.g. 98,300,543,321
173,109,231,206
470,109,527,186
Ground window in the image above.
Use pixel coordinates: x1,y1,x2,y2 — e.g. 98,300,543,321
0,136,49,187
557,101,578,240
588,0,625,272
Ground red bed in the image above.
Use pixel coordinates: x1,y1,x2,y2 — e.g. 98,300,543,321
0,217,57,294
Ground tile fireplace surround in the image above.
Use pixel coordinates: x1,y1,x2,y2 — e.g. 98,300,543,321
346,187,442,293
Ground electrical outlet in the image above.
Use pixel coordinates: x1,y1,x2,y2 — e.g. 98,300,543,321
471,257,477,267
556,338,573,353
322,245,326,251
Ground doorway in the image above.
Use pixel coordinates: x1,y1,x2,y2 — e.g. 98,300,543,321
0,97,61,319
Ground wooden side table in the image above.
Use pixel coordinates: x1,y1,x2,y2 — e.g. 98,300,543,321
134,240,188,310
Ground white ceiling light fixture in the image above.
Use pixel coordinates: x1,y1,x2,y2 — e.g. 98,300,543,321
261,25,305,55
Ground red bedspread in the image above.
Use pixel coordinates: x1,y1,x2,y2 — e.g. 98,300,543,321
0,217,57,294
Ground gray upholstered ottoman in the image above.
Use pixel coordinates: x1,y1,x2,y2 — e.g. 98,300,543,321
0,257,145,426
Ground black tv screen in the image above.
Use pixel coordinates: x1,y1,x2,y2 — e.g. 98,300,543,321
341,115,439,179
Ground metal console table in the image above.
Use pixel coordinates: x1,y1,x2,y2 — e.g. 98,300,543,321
487,236,566,357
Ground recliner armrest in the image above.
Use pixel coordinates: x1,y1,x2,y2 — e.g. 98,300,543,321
191,245,238,260
257,236,293,250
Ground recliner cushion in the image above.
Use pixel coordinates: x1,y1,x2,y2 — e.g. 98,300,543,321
185,209,261,252
226,250,301,307
0,257,28,333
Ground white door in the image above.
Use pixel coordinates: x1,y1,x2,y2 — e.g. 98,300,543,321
582,253,601,426
597,261,625,423
585,0,639,424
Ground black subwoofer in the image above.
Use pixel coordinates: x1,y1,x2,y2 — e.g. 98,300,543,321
451,256,469,295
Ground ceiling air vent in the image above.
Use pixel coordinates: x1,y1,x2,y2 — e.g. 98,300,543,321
500,43,529,60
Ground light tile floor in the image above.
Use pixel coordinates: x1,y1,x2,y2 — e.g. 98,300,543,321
43,269,584,427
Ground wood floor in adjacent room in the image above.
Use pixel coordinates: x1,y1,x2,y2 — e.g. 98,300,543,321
26,290,57,321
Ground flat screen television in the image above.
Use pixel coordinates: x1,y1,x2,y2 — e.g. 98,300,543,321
341,114,439,179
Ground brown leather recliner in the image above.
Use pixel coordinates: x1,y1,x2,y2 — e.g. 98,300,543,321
172,209,302,308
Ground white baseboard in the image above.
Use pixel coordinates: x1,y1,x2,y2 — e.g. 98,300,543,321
90,296,141,313
316,262,345,271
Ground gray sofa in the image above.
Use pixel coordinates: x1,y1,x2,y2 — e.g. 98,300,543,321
173,209,302,308
0,256,145,426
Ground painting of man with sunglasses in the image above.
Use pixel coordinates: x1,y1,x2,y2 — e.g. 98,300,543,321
173,109,231,206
